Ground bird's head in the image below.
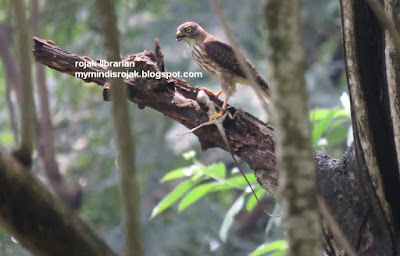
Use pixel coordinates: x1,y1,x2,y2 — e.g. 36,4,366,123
176,22,206,44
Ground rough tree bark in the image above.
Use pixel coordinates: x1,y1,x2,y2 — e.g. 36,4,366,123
340,0,400,254
31,19,399,253
264,0,323,255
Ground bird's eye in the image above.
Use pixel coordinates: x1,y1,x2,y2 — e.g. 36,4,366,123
186,27,192,33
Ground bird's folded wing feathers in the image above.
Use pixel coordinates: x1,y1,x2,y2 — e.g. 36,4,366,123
204,40,270,96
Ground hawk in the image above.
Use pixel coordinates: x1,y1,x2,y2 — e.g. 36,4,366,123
176,21,270,120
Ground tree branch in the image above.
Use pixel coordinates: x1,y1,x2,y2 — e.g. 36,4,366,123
0,149,116,256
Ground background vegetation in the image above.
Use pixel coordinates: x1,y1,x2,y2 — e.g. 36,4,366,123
0,0,350,255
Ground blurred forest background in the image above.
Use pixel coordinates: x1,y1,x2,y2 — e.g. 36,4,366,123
0,0,350,255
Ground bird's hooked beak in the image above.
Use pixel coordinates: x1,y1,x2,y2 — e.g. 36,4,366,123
176,30,186,41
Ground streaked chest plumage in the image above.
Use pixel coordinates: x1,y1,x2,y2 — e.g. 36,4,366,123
189,44,220,78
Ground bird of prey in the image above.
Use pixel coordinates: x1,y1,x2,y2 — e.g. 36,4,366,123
176,21,270,120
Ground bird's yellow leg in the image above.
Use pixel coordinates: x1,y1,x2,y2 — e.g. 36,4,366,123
210,99,228,121
201,88,223,98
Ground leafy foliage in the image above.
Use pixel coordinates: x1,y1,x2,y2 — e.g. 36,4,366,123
151,154,261,219
219,193,245,242
310,105,351,153
249,240,288,256
151,100,351,254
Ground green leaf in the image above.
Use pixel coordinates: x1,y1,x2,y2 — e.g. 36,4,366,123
270,249,288,256
0,132,14,148
312,109,337,145
328,117,350,130
332,109,351,118
225,173,257,187
178,183,214,210
211,182,237,192
160,165,198,182
178,183,215,212
177,180,241,212
246,186,265,212
309,108,349,121
199,162,226,179
150,177,202,219
309,108,330,121
249,240,288,256
160,168,185,182
219,194,245,242
326,126,349,145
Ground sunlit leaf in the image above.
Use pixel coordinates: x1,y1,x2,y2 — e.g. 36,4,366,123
246,186,265,212
328,117,350,130
177,179,241,212
160,168,186,182
270,249,288,256
249,240,288,256
326,126,349,145
312,109,337,145
178,183,215,212
309,108,330,121
199,162,226,179
160,165,199,182
0,132,14,148
225,173,257,187
150,177,202,219
219,194,245,242
211,182,236,192
309,108,349,121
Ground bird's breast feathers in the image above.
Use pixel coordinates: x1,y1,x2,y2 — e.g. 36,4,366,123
188,44,221,78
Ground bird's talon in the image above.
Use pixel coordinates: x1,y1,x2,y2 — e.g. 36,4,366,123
209,111,224,121
201,88,223,98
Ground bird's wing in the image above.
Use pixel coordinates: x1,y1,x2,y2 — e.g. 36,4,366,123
204,39,270,95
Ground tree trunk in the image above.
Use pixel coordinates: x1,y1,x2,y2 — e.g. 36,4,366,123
264,0,323,255
338,0,400,254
